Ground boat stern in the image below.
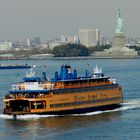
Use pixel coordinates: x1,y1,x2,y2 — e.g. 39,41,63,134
3,99,30,115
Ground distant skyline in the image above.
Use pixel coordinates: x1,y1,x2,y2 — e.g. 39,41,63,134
0,0,140,40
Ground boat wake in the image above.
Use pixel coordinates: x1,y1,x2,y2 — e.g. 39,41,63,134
1,99,140,120
0,114,59,120
74,99,140,116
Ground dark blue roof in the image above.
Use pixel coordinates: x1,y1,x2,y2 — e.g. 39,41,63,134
23,77,41,82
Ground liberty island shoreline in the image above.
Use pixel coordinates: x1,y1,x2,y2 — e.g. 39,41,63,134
1,55,140,61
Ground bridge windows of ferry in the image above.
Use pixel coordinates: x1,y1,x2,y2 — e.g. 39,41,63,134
8,84,119,99
52,84,119,95
62,78,111,88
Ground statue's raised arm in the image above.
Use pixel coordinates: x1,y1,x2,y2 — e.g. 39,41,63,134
115,9,124,33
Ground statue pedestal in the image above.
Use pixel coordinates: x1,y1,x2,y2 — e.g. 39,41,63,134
107,32,138,56
94,32,138,57
112,33,126,48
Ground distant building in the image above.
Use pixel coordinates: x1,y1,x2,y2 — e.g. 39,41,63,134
22,37,41,47
73,35,80,44
32,37,41,45
0,42,13,51
60,35,67,42
78,29,100,47
49,35,79,49
60,35,79,44
29,54,54,59
22,38,30,47
0,53,14,59
49,41,68,49
41,41,49,48
26,38,31,47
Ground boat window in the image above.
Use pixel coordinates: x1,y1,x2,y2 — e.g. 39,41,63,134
52,84,117,95
31,101,46,109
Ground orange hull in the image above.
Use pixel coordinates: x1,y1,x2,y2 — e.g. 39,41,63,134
4,86,123,115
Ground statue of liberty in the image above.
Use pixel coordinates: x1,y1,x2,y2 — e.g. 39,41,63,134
115,9,124,33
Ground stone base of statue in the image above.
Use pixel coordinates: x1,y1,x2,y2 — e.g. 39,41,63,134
94,33,138,57
112,33,125,48
110,32,137,56
94,47,138,57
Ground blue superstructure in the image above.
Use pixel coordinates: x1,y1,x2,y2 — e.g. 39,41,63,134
22,64,105,82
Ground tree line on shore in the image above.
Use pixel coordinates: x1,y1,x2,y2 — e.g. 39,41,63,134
0,43,140,58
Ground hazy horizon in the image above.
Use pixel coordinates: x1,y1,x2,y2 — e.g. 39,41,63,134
0,0,140,40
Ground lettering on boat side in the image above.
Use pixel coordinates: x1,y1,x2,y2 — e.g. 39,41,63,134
49,98,70,102
75,96,86,101
88,95,98,100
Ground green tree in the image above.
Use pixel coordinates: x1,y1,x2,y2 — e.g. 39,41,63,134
52,44,90,57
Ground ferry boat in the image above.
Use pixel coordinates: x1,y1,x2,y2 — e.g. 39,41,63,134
0,64,31,69
3,65,123,116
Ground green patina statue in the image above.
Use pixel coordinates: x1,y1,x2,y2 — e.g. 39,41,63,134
115,9,124,33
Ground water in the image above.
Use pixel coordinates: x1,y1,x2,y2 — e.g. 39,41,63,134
0,59,140,140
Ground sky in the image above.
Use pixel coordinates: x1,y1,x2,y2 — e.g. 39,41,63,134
0,0,140,40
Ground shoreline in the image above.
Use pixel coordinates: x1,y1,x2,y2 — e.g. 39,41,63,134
1,55,140,60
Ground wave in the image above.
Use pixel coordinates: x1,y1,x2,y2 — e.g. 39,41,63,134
73,99,140,116
1,98,140,120
0,114,58,120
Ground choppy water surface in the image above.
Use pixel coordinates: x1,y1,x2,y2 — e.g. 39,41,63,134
0,59,140,140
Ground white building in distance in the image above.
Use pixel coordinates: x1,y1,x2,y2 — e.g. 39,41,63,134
26,38,31,47
78,29,100,47
49,41,68,49
41,41,49,49
0,42,13,51
49,35,80,49
60,35,79,44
